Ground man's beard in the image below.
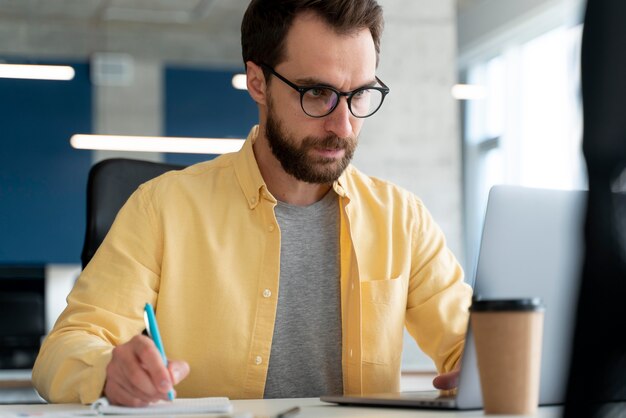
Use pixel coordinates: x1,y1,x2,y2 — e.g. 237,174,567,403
265,102,357,184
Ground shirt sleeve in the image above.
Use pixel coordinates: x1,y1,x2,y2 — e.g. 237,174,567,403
404,197,472,373
32,184,162,404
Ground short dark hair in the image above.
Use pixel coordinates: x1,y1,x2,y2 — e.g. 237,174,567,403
241,0,384,75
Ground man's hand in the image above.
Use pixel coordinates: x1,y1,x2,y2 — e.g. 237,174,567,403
104,335,190,406
432,370,459,390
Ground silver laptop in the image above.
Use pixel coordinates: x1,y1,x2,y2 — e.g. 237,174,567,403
321,185,586,409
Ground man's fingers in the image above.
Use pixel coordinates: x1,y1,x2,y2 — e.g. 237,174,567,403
104,378,150,407
110,364,159,402
105,358,153,406
168,361,190,385
104,335,172,405
116,336,166,397
107,340,163,403
104,335,188,406
130,335,174,396
432,370,460,390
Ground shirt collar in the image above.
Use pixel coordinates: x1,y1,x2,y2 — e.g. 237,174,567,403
233,125,274,209
333,170,350,199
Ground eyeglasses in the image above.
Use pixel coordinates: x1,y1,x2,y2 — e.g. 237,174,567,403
261,63,389,118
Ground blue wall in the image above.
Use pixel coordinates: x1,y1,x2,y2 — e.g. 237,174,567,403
0,61,92,264
0,64,256,264
164,66,257,166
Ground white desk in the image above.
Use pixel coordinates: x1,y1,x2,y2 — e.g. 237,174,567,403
0,397,563,417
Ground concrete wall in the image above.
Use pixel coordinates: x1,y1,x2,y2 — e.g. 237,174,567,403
92,56,163,163
362,0,463,265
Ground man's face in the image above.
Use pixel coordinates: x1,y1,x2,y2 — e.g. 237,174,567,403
261,12,378,184
265,95,357,183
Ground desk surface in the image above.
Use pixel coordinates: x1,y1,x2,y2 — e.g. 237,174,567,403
0,397,563,417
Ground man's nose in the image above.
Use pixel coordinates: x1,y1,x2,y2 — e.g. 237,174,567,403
324,97,353,139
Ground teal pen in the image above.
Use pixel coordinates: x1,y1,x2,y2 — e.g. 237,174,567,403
143,303,175,401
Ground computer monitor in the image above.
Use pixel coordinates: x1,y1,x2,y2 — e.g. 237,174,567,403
0,265,45,369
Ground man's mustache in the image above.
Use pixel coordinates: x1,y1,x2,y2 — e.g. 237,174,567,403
304,135,356,150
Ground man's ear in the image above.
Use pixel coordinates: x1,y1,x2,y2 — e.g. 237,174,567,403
246,61,267,105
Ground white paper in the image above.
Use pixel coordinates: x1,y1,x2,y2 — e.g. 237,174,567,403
90,396,233,415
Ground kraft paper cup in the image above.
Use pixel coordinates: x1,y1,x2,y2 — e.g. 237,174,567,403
470,298,544,415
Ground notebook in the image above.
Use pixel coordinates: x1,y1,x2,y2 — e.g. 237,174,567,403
91,396,233,415
321,185,586,410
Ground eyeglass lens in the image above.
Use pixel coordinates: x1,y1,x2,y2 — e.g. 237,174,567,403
302,87,384,117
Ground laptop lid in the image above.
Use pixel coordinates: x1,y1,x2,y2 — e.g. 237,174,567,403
321,185,585,410
456,185,585,408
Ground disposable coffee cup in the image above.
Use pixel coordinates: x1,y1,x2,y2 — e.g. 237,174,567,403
470,298,544,415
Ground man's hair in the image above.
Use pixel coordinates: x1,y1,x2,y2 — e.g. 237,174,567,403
241,0,384,76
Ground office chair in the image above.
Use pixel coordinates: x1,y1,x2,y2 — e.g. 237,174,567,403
81,158,185,269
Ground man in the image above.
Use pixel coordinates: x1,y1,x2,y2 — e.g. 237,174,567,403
33,0,471,406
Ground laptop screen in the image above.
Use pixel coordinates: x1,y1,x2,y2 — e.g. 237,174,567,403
456,185,586,408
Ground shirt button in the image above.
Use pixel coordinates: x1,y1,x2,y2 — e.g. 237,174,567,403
263,289,272,298
255,356,262,365
349,349,353,357
250,196,257,205
268,224,275,232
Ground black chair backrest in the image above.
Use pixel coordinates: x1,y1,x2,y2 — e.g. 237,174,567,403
81,158,185,269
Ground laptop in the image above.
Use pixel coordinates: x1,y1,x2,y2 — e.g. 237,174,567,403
321,185,586,409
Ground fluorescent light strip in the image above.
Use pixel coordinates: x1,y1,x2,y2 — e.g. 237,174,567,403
0,64,75,81
70,134,245,155
231,74,248,90
451,84,487,100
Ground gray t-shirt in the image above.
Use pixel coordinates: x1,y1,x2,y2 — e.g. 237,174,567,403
263,190,343,398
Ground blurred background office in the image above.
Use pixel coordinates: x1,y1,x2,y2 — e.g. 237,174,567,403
0,0,584,381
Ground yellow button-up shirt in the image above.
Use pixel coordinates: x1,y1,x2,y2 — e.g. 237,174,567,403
33,126,471,404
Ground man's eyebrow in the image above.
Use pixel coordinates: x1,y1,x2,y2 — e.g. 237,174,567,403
294,76,331,86
294,77,379,90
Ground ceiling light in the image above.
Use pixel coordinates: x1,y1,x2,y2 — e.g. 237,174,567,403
0,64,75,81
451,84,487,100
232,74,248,90
70,134,245,155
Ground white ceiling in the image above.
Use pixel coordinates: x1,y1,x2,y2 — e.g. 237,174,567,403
0,0,241,25
0,0,253,66
0,0,485,26
0,0,485,66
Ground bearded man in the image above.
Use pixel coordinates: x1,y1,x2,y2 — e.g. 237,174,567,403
33,0,471,406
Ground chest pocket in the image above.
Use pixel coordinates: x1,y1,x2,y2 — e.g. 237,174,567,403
360,276,407,365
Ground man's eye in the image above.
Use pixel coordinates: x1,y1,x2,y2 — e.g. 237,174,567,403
306,88,330,98
352,89,369,99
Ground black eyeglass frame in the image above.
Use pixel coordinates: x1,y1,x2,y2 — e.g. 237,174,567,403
261,63,390,119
